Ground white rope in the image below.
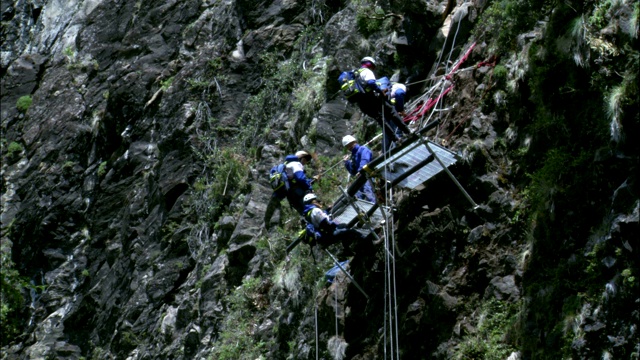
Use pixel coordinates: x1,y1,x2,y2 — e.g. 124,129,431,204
433,5,465,139
389,185,400,360
382,221,389,360
401,1,469,135
381,102,392,359
348,8,471,355
335,281,339,338
315,302,319,360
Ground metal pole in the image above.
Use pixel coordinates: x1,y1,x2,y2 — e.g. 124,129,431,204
424,141,479,209
324,249,369,300
315,303,319,360
338,187,395,260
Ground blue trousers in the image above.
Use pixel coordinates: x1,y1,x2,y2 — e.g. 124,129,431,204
356,179,376,203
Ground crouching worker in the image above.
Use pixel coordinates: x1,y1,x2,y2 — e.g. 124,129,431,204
302,193,365,256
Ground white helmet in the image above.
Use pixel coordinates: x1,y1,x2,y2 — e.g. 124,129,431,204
303,193,317,204
342,135,357,147
295,150,310,159
361,56,376,66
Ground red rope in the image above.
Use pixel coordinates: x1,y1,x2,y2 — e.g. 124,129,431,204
403,42,478,124
403,85,454,123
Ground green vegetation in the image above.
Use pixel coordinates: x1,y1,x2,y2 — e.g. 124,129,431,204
292,52,327,123
356,3,385,37
476,0,550,52
119,330,140,350
62,160,76,172
63,46,98,71
64,46,76,63
189,146,250,223
455,300,520,360
312,154,350,201
487,0,640,356
160,76,174,91
6,141,23,158
97,161,108,177
16,95,32,113
161,220,181,245
621,268,635,286
235,27,326,151
207,277,273,360
1,236,26,346
492,64,508,87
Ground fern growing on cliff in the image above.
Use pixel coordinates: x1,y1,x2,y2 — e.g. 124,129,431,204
0,237,25,346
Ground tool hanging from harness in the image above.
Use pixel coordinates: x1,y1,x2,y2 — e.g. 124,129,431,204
338,68,366,102
269,162,289,192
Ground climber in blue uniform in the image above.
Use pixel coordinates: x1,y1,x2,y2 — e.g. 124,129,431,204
302,193,365,255
285,150,314,215
265,150,314,229
342,135,376,203
353,57,412,152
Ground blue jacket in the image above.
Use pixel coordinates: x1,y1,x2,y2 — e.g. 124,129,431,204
285,154,313,191
344,144,373,176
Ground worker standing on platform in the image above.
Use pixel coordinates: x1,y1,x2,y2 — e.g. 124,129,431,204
342,135,376,203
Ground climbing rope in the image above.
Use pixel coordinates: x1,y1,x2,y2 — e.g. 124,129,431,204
314,5,483,355
377,7,474,357
315,301,319,360
388,185,400,360
335,280,339,338
375,103,401,359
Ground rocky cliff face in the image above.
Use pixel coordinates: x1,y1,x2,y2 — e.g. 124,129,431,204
1,0,638,359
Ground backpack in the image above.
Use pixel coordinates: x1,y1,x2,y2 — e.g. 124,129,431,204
269,163,289,191
376,77,391,93
302,223,321,246
338,69,365,102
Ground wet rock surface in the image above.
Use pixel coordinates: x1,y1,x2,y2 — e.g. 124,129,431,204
2,0,638,359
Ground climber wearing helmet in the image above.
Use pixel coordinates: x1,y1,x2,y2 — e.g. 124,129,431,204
342,135,376,203
353,57,412,153
264,150,316,228
284,150,315,215
302,193,364,256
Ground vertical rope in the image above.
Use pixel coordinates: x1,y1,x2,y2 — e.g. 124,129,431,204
381,101,392,359
315,302,319,360
382,222,389,360
386,220,395,359
335,282,339,338
388,186,400,360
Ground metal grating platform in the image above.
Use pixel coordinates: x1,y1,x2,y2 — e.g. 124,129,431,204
332,199,388,228
376,140,458,189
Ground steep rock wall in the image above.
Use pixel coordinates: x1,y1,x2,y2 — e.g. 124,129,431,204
1,0,638,359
